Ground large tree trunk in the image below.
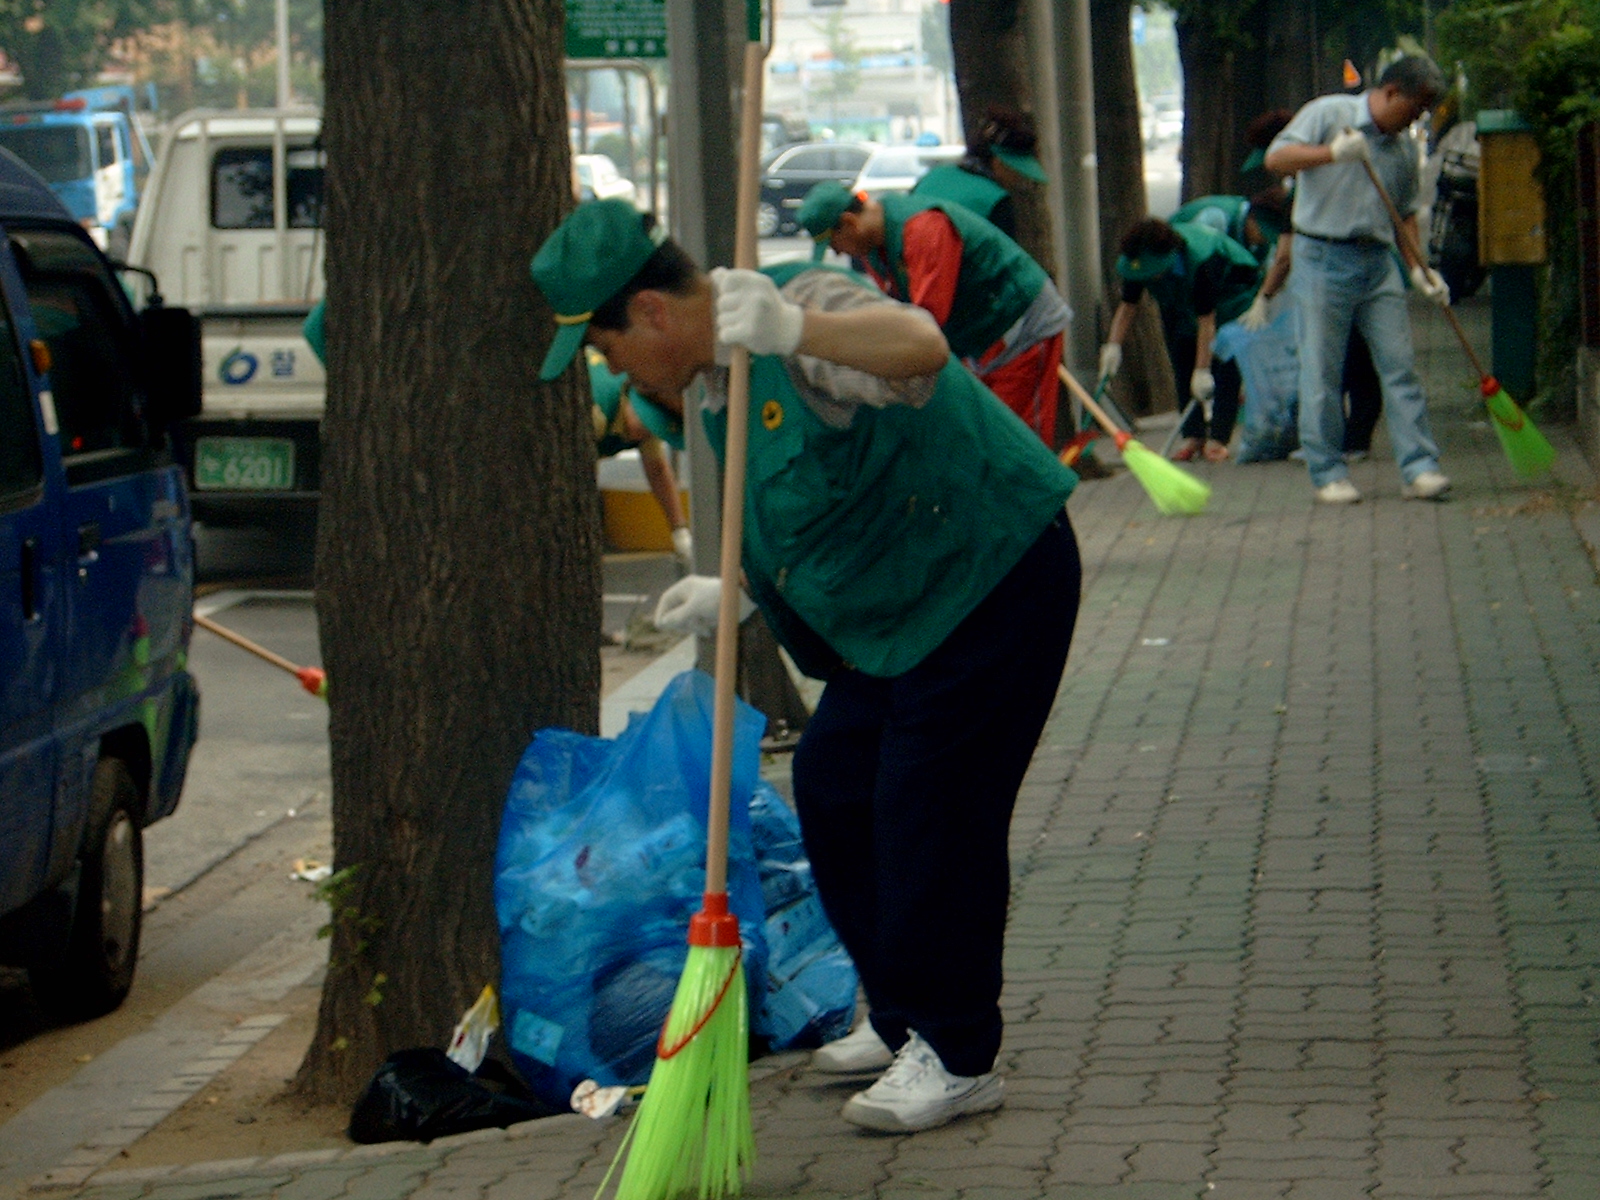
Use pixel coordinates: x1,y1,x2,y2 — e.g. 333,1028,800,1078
297,0,601,1103
1091,0,1175,417
946,0,1056,274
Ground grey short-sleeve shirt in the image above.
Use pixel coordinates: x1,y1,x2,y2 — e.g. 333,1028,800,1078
1269,91,1422,243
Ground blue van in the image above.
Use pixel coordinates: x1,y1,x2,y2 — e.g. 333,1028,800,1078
0,86,155,259
0,146,202,1018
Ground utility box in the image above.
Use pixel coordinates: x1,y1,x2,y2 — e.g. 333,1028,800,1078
1477,109,1547,265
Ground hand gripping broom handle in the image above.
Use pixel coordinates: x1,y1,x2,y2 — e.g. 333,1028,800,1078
704,40,768,898
1358,158,1491,381
1058,363,1131,445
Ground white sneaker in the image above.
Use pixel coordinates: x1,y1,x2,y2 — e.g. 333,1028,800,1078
839,1033,1003,1132
812,1022,893,1074
1314,479,1362,504
1402,470,1451,500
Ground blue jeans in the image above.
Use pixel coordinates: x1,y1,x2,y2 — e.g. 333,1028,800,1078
1290,235,1441,487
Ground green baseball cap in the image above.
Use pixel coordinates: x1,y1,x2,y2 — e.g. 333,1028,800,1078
798,180,857,261
991,144,1047,183
531,199,667,381
1240,147,1268,175
1116,250,1178,283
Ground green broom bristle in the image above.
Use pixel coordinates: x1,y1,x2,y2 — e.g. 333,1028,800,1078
1121,437,1212,515
1483,381,1555,478
603,944,753,1200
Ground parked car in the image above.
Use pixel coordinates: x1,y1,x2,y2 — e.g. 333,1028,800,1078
0,146,203,1019
575,153,638,206
851,144,967,201
758,140,876,237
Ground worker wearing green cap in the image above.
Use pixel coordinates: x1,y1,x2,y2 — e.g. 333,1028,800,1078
796,178,1070,448
587,349,692,564
910,108,1049,240
531,198,1080,1134
1098,217,1262,461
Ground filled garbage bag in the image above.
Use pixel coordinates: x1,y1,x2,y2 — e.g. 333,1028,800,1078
494,670,769,1111
347,1048,552,1143
1217,305,1301,464
748,781,859,1050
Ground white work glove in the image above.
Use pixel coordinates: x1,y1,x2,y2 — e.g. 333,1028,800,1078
1239,294,1270,332
1189,366,1216,421
711,266,805,358
1328,127,1369,164
1097,342,1123,380
653,575,755,637
670,526,693,568
1409,264,1451,307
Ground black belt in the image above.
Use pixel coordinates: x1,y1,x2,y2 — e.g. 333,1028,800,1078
1293,229,1388,247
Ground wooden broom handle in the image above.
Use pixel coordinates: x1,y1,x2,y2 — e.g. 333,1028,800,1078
193,611,301,676
705,39,767,897
1057,364,1128,441
1358,158,1488,380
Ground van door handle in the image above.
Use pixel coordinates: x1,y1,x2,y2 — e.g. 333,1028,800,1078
77,522,100,574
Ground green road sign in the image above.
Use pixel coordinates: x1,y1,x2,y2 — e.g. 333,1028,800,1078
566,0,667,59
565,0,761,59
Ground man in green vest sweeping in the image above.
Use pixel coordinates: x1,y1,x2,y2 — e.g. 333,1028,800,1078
530,199,1081,1133
796,179,1071,449
1098,217,1263,461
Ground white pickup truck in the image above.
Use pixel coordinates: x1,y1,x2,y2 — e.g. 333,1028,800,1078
126,108,324,525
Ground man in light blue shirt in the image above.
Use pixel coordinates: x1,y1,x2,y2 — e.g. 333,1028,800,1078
1265,56,1453,504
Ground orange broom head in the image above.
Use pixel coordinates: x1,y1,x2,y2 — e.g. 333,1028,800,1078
688,891,741,948
1481,377,1555,478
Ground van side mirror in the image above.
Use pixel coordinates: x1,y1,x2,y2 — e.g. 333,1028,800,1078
140,304,202,430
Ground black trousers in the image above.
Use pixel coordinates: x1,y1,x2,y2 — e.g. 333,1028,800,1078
790,513,1081,1077
1342,329,1382,452
1169,332,1244,445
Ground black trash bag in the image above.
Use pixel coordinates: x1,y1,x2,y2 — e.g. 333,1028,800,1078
348,1047,557,1144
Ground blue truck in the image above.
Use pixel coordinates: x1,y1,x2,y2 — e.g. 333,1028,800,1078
0,85,156,260
0,145,203,1018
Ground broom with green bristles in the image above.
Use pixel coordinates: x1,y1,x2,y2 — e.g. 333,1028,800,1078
597,25,766,1200
1359,158,1555,477
1058,364,1213,515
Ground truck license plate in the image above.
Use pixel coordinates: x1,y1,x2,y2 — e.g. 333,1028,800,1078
194,437,296,491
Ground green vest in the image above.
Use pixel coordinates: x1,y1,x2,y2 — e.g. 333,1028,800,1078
911,165,1009,225
874,193,1048,360
1171,195,1250,246
702,263,1077,679
1140,222,1262,339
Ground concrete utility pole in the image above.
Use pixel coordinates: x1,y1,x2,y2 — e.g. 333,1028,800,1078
666,0,737,595
1031,0,1101,375
275,0,291,108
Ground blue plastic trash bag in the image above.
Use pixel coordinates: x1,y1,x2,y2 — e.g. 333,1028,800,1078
1216,305,1301,464
748,783,858,1050
494,670,769,1111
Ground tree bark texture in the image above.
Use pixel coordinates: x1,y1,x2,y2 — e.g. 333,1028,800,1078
298,0,602,1103
1091,0,1175,416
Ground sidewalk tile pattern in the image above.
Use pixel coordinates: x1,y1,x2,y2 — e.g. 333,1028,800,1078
32,299,1600,1198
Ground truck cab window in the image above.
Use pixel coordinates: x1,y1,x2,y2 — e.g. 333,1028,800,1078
213,145,323,230
95,122,118,170
10,230,145,472
0,304,41,501
0,126,92,185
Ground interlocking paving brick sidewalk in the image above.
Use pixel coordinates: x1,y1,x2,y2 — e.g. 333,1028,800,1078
24,296,1600,1199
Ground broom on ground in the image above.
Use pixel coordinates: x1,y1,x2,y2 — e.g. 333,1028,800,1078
599,28,765,1200
193,611,327,699
1358,159,1555,477
1058,364,1212,515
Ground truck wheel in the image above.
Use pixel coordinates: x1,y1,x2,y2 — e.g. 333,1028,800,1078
29,758,144,1019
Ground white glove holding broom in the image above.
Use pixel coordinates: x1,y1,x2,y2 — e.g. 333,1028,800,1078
1409,264,1452,307
712,267,805,357
655,575,756,636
